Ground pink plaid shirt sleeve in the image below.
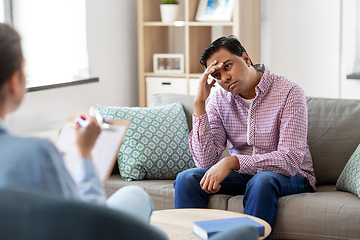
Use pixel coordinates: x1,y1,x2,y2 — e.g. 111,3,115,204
189,67,316,190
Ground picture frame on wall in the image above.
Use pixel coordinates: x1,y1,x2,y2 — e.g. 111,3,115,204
153,54,184,73
195,0,234,22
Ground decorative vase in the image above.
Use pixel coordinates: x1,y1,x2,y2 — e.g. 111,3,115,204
160,4,178,22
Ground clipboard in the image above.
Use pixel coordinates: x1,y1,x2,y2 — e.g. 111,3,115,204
56,118,130,186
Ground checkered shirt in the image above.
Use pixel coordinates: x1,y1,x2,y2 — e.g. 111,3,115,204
189,66,316,190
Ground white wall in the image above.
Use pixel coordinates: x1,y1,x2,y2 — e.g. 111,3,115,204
7,0,138,139
260,0,341,99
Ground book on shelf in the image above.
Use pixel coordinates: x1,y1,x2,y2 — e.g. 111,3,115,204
193,216,265,240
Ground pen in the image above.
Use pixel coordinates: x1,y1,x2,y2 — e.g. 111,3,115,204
76,116,89,128
76,116,113,130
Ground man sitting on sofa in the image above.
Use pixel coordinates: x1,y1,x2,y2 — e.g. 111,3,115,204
174,36,316,237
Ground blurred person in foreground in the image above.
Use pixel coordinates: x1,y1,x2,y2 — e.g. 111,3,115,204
0,22,158,228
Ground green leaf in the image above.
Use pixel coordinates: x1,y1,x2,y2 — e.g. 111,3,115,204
161,0,178,4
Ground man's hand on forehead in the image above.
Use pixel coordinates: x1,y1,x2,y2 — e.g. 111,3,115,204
206,60,224,81
206,60,223,77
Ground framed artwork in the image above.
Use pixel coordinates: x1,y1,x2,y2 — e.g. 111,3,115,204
195,0,234,22
153,54,184,73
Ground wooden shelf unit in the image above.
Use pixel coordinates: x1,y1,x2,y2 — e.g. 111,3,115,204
137,0,260,107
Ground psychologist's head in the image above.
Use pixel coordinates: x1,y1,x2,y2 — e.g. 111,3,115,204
0,23,25,115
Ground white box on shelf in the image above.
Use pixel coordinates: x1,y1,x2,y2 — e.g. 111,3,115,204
188,78,221,98
146,77,187,106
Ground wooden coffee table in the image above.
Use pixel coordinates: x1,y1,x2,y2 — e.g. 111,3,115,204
150,209,271,240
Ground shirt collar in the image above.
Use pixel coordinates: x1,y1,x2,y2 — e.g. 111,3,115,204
228,64,271,102
255,64,272,94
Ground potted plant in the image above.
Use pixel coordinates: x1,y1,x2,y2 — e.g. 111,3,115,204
160,0,179,22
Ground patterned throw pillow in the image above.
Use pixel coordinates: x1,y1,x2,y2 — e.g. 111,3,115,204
336,144,360,198
96,103,195,181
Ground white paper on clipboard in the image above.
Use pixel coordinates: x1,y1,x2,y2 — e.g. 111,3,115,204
56,119,130,185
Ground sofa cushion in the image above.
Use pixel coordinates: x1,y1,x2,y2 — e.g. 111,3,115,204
105,175,230,211
105,175,176,210
306,97,360,186
227,185,360,240
336,143,360,198
274,187,360,240
97,103,195,181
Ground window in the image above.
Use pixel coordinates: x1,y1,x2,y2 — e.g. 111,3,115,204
11,0,91,89
0,1,4,23
0,0,11,24
347,0,360,79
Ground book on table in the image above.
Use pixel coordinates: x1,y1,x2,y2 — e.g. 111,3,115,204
193,216,265,240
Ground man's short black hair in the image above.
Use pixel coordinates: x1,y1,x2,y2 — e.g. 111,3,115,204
200,35,253,68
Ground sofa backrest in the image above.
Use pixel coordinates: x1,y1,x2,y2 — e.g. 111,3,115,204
151,94,360,186
151,93,197,132
306,97,360,186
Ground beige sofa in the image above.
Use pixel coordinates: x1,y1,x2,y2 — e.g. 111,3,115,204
105,93,360,240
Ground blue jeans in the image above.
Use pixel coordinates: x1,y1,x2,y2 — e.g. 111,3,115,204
174,168,312,236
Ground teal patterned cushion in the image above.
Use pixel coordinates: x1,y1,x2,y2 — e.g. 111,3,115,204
336,144,360,198
96,103,195,181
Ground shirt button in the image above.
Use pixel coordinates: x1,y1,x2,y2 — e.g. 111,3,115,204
253,147,258,154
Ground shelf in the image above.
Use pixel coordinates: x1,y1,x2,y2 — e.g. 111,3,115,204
189,73,202,78
144,72,187,78
144,73,204,78
142,21,234,27
143,21,186,27
137,0,237,106
138,0,260,107
188,21,234,26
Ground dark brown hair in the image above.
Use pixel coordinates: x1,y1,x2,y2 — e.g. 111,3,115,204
0,23,23,89
200,35,253,68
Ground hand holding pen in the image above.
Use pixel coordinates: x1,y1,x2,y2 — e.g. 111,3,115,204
73,114,101,159
76,106,112,130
